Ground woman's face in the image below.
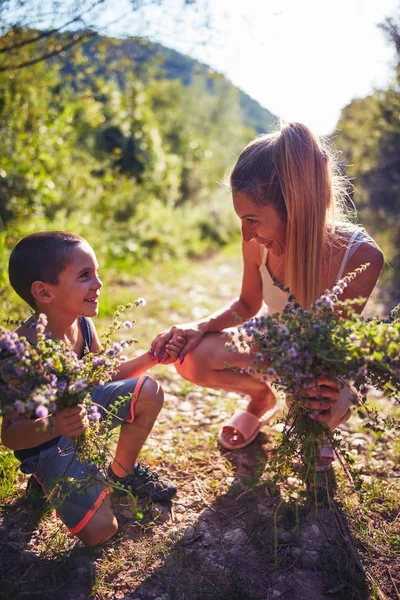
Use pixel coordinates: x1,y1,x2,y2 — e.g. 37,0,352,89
233,191,287,257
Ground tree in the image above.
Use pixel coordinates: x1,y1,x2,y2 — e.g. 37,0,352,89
0,0,201,72
334,6,400,305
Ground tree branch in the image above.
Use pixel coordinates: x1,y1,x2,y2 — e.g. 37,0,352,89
0,30,97,72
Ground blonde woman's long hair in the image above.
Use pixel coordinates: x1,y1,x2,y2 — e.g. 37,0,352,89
230,121,351,308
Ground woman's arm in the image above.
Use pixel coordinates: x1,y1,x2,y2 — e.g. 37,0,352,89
301,241,384,422
150,240,264,359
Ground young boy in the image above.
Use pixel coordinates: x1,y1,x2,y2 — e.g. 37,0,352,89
1,231,183,547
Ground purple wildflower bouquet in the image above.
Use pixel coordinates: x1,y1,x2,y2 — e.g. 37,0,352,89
0,302,142,461
229,265,400,492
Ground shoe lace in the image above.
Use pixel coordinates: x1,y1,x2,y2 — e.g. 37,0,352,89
134,462,159,482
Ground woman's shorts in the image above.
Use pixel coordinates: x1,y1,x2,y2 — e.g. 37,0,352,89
19,375,148,534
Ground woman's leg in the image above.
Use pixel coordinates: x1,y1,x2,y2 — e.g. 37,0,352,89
176,331,276,446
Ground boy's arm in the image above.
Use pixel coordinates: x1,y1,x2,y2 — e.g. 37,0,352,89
1,405,88,451
111,351,154,381
111,336,186,380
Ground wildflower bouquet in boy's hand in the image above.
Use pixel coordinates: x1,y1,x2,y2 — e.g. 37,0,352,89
229,265,400,490
0,302,143,461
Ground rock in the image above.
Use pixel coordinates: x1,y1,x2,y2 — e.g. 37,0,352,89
278,531,293,543
183,526,195,541
300,550,320,566
201,532,214,547
179,401,193,412
257,504,270,517
310,524,321,538
351,438,369,448
223,528,247,545
21,550,36,562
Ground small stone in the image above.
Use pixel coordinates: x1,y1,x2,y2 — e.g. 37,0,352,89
273,591,282,598
183,526,195,541
21,550,36,562
351,438,368,448
310,524,321,538
257,504,270,517
201,532,214,547
179,401,193,412
301,550,320,565
290,547,302,557
174,504,186,513
278,531,292,543
223,528,247,545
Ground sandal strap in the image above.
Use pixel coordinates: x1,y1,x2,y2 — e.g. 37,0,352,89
222,409,260,439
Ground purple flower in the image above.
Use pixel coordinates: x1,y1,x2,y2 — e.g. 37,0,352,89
57,380,67,392
14,400,25,413
35,405,49,418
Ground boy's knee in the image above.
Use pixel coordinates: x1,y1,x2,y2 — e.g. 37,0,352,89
78,514,118,548
138,377,164,411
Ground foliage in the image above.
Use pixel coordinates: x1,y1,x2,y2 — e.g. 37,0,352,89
227,266,400,495
0,38,251,320
0,1,201,71
334,6,400,305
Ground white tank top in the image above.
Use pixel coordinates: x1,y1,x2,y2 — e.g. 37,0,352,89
258,227,374,314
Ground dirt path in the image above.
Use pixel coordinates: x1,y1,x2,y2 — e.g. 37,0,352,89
0,248,399,600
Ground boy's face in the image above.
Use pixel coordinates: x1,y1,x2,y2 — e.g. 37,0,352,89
48,242,102,318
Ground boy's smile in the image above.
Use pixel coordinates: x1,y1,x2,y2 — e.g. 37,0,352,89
52,242,102,318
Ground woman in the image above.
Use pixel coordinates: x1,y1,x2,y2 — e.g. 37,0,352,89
151,122,384,460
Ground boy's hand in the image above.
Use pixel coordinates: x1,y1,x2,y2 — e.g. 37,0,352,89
54,404,89,437
158,335,185,365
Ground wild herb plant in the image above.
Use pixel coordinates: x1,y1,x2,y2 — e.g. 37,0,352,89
227,265,400,496
0,300,145,468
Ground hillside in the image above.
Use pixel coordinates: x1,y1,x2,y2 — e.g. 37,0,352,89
78,35,278,134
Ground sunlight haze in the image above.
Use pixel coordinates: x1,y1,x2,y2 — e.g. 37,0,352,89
101,0,399,135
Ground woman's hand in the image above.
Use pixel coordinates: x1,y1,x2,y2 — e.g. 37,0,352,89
151,322,208,363
54,404,89,438
287,377,340,423
158,335,186,364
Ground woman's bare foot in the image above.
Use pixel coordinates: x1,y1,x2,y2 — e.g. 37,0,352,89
219,385,278,447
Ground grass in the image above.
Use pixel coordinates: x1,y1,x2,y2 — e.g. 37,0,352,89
0,449,21,502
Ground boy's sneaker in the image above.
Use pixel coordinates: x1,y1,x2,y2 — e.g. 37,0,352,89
26,475,49,510
107,463,177,502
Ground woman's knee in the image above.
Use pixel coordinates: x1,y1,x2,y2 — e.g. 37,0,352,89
175,335,227,383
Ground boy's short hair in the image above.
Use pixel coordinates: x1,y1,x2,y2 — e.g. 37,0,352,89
9,231,86,309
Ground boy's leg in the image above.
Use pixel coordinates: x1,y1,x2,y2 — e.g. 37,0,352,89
93,377,176,501
76,495,117,547
30,437,117,547
111,377,164,477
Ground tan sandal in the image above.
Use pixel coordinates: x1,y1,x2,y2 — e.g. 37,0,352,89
218,406,279,450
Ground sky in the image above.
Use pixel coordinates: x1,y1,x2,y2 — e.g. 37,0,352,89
99,0,399,135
